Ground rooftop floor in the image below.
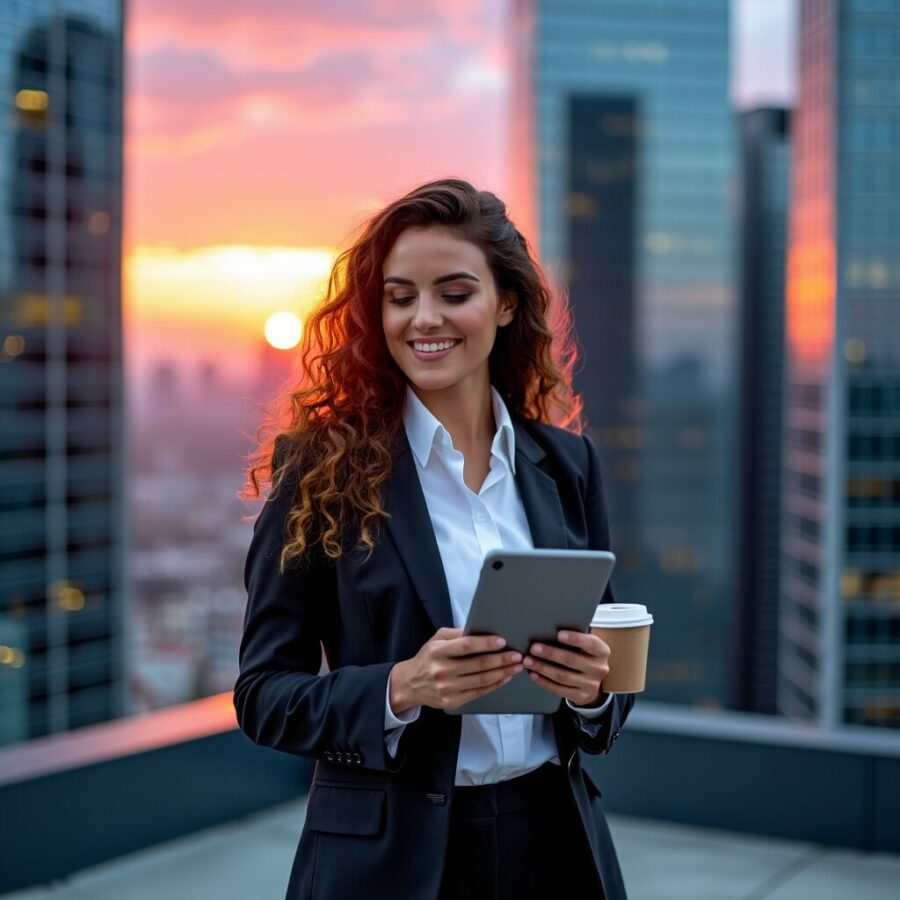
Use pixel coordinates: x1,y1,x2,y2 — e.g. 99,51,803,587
4,798,899,899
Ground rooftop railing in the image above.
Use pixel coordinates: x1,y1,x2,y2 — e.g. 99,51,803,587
2,696,898,895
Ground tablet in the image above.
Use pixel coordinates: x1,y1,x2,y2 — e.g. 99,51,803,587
446,548,616,715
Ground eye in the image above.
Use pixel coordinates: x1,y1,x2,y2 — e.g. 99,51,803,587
389,296,415,305
443,293,470,302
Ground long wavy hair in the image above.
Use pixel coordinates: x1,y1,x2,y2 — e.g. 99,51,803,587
241,177,584,569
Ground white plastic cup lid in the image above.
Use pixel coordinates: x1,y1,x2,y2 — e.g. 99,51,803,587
591,603,653,628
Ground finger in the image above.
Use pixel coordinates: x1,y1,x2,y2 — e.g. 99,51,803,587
528,668,598,704
442,634,507,657
527,642,589,673
526,668,571,698
456,650,522,677
555,630,600,652
452,671,515,705
525,658,594,690
433,627,464,640
456,661,523,691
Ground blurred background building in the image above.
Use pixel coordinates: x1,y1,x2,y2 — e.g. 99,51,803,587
513,0,740,710
0,5,125,745
737,105,791,716
779,0,900,730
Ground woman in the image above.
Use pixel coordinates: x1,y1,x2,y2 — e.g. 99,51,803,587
234,178,634,900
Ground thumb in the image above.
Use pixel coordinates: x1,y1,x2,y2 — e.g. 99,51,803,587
433,627,463,640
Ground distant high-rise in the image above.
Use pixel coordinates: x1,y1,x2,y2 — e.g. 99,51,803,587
779,0,900,729
736,107,791,715
0,7,125,745
512,0,739,707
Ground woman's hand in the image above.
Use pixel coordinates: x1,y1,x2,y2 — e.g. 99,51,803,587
523,630,611,707
390,627,524,713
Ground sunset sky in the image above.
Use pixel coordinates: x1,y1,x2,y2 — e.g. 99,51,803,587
123,0,796,393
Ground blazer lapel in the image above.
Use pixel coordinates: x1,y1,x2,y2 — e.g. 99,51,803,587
512,417,569,551
381,416,570,633
383,429,454,632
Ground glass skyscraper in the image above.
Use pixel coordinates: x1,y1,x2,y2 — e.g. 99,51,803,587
0,2,125,745
780,0,900,730
512,0,739,708
737,107,791,715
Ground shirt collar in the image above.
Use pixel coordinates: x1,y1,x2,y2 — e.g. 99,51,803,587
402,383,517,474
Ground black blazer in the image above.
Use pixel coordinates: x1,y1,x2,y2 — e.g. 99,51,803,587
234,413,635,900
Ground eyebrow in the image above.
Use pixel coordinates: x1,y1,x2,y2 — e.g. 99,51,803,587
383,271,481,287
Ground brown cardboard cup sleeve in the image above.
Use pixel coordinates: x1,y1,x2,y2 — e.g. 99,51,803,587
590,603,653,693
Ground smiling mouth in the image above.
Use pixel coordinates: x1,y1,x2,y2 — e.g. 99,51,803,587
407,339,461,353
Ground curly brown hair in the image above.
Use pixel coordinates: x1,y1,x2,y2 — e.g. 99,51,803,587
241,177,584,569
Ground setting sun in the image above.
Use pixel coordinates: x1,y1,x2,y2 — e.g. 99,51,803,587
264,311,303,349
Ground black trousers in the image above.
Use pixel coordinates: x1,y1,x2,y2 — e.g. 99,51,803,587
437,761,605,900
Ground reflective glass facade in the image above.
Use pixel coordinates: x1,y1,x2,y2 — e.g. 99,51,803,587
780,0,900,729
514,0,739,707
0,1,125,745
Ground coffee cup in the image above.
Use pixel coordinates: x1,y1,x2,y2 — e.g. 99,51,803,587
590,603,653,693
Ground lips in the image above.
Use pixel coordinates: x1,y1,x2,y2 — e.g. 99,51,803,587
406,339,461,348
407,339,460,360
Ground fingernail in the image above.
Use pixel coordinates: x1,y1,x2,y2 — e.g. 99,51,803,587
533,644,543,654
559,631,569,640
495,637,506,647
524,656,533,666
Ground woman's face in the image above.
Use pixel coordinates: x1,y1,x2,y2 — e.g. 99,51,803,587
381,225,516,399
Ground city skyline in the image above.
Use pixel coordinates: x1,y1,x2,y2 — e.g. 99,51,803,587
125,0,797,392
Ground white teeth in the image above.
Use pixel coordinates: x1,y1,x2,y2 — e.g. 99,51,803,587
412,340,457,353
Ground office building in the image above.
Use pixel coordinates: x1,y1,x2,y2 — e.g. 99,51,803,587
736,107,791,715
0,4,125,744
779,0,900,729
512,0,740,707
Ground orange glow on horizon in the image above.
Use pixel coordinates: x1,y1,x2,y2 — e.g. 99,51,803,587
124,244,336,328
122,244,337,386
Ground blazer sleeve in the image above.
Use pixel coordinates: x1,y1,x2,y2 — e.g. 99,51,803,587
562,432,636,756
233,438,406,773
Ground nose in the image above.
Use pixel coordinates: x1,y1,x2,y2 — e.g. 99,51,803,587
411,293,444,331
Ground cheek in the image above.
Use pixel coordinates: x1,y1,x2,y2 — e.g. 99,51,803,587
461,308,499,343
381,306,399,339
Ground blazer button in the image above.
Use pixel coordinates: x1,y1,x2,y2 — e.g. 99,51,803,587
335,751,344,763
353,753,362,764
325,751,334,762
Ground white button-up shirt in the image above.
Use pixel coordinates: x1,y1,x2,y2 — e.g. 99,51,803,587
384,383,610,786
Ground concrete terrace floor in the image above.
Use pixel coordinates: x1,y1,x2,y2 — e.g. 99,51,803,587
4,798,899,900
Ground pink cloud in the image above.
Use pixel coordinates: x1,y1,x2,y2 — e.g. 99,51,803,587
125,0,510,252
128,0,501,73
125,88,507,251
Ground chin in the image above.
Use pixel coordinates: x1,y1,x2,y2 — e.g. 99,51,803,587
406,373,460,393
